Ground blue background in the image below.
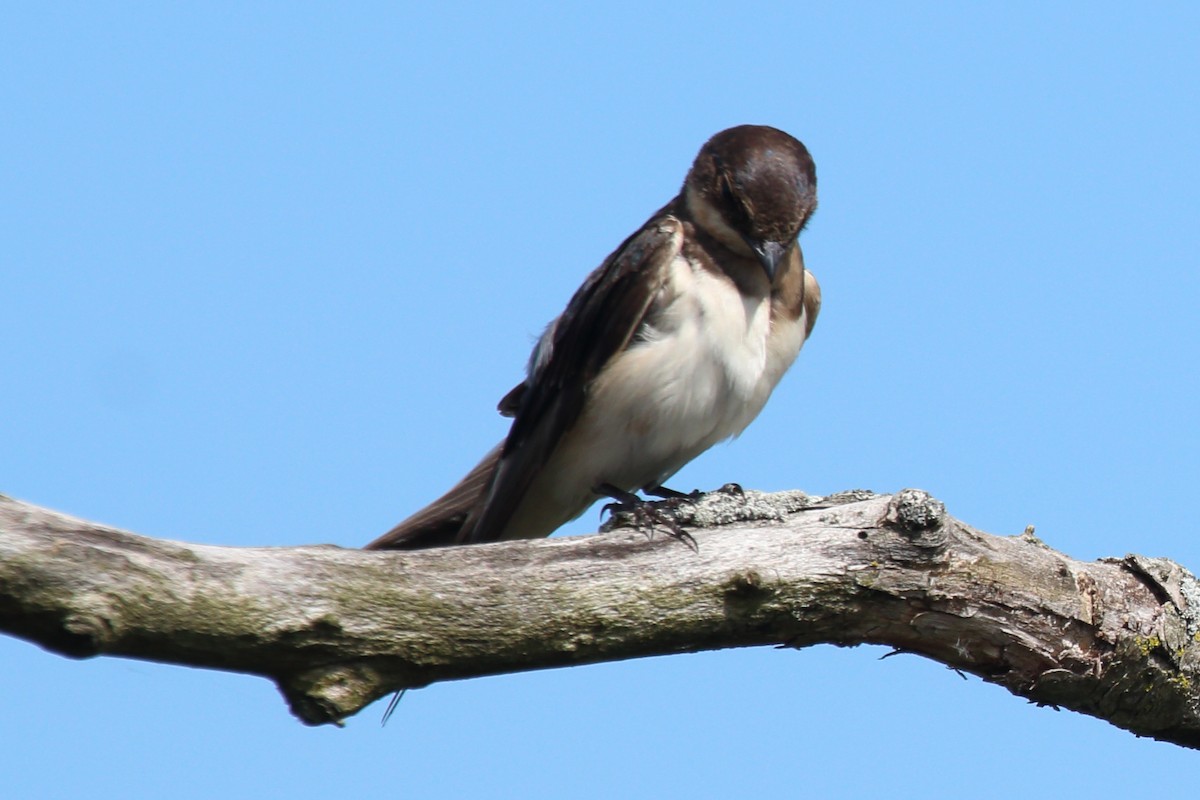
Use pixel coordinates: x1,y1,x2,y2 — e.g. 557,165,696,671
3,3,1198,797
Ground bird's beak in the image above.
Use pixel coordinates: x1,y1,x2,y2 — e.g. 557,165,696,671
745,238,787,281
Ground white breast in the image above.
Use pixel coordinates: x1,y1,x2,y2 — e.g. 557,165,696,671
562,253,785,490
504,250,812,540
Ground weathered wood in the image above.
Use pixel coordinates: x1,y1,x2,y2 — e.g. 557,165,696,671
1,489,1198,747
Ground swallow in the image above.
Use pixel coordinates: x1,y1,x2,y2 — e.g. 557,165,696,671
367,124,820,550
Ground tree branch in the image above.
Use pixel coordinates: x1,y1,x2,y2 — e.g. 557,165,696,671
2,489,1198,747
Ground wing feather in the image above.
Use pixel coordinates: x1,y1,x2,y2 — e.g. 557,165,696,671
458,216,682,543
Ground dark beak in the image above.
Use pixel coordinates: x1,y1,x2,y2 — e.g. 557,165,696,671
745,238,787,281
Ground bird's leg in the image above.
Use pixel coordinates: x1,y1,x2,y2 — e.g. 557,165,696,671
647,482,745,502
595,483,697,551
644,484,710,521
642,482,747,528
644,485,704,501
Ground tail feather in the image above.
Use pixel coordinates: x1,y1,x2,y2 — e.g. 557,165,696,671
365,443,502,550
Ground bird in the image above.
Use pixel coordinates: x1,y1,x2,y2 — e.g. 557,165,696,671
366,124,820,551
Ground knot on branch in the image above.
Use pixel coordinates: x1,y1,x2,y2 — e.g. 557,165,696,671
883,489,948,555
280,663,387,727
886,489,946,533
57,612,114,657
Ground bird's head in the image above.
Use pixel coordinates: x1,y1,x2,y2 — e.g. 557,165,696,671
683,125,817,281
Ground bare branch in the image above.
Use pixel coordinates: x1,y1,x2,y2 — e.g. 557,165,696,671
2,489,1198,747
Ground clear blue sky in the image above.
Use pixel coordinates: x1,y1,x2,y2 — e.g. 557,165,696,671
4,3,1199,797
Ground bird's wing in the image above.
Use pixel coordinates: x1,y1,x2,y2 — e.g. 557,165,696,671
458,215,683,543
800,251,821,338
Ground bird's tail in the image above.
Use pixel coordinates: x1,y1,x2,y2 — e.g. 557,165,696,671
365,442,502,550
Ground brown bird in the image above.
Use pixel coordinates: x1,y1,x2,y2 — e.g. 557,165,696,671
367,124,820,550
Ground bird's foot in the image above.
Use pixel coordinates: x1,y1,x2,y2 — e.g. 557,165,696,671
596,483,698,551
646,482,744,503
644,485,705,501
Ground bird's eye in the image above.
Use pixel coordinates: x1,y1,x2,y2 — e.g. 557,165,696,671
719,175,737,206
718,174,750,228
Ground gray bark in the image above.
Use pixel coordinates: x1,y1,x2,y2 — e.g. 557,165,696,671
2,488,1198,748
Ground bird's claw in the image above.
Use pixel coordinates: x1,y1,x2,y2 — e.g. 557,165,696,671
601,496,698,552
